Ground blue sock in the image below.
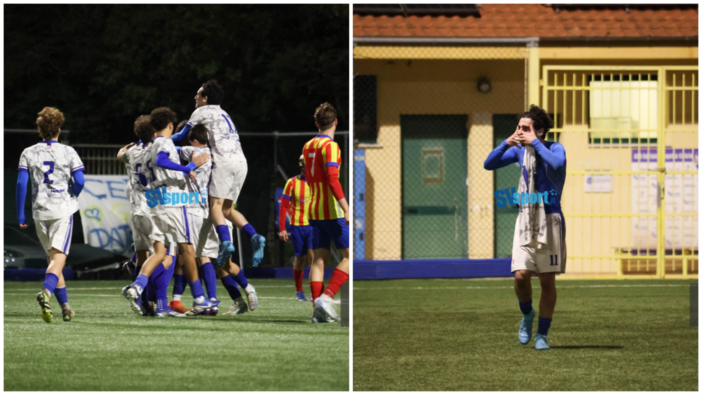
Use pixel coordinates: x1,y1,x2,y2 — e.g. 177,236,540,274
42,273,59,294
233,269,249,289
538,316,552,336
148,264,166,302
173,274,187,297
130,252,137,264
133,266,141,282
133,274,149,293
201,262,218,300
155,261,175,309
216,225,231,243
54,287,68,305
519,299,533,315
242,223,256,240
221,275,242,301
190,280,206,299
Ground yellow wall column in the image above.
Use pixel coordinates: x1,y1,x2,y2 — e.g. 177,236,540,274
528,45,540,109
468,112,495,258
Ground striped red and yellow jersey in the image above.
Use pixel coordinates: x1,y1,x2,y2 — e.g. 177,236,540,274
281,175,311,226
302,134,342,220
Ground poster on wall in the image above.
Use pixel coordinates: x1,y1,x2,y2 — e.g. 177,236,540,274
77,175,133,256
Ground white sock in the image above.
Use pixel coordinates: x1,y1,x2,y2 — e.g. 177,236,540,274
245,284,254,293
194,296,205,304
173,294,182,302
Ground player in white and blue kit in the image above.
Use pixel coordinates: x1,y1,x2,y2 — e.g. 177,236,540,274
484,105,567,350
118,116,179,317
16,107,85,323
170,80,266,268
121,108,213,315
171,124,258,315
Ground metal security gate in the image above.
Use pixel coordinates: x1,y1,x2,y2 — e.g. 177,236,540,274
401,115,468,259
542,66,698,279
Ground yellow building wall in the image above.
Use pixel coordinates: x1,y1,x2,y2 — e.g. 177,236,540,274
355,59,525,260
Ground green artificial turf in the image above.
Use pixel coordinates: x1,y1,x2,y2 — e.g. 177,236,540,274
353,279,698,391
4,279,348,391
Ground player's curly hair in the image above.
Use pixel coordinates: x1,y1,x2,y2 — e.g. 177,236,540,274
150,107,177,132
314,102,337,131
201,79,224,105
134,115,156,143
36,107,65,140
188,124,209,146
520,105,554,134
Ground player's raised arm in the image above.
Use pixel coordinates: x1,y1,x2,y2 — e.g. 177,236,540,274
484,138,520,171
531,139,566,172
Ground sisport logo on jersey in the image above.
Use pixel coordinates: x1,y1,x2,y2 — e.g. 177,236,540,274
495,187,558,208
145,187,208,208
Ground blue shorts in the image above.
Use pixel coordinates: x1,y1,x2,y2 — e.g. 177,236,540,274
289,225,313,257
310,219,350,250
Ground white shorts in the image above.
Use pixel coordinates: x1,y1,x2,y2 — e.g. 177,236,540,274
188,213,219,258
36,215,75,256
511,213,567,274
153,207,192,245
209,159,247,203
130,214,162,251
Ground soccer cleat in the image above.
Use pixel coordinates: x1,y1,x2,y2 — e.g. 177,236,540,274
209,306,219,316
121,260,135,278
311,304,328,324
518,310,535,345
535,334,550,350
169,300,190,314
121,285,143,315
244,284,258,311
296,291,307,302
214,241,236,268
155,305,186,318
315,294,339,322
251,234,266,267
61,303,75,322
191,297,214,314
222,297,249,316
209,298,221,308
141,299,156,317
37,290,53,323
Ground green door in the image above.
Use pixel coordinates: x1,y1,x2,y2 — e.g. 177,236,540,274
493,114,521,258
401,115,468,259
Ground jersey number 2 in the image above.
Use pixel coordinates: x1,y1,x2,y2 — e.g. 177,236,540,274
42,161,55,185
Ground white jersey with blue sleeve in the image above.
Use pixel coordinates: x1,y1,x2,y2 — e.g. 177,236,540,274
124,143,151,217
187,105,246,163
145,137,188,214
18,141,84,221
179,146,211,217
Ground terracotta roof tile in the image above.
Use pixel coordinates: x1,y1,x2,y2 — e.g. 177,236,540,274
353,4,698,39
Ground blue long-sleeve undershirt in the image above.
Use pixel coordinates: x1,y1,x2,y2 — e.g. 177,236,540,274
483,139,566,172
16,171,28,225
484,141,518,170
156,151,196,176
72,170,85,197
170,124,192,143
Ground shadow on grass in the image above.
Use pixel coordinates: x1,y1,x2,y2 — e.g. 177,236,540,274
550,345,624,349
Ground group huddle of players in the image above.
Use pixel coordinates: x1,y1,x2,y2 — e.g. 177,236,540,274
18,79,350,324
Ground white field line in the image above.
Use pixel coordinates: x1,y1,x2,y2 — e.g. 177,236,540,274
354,284,690,291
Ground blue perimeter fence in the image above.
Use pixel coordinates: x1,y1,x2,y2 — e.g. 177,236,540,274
354,259,512,280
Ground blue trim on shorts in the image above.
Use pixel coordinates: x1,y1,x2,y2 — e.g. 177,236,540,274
62,215,73,254
182,207,190,243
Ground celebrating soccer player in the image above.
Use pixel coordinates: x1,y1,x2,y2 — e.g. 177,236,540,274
483,105,567,350
170,80,266,268
17,107,85,323
121,107,214,315
279,155,313,302
302,103,350,323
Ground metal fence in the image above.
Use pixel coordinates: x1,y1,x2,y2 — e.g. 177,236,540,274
353,45,698,279
69,131,351,268
543,66,698,279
